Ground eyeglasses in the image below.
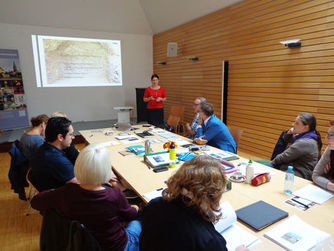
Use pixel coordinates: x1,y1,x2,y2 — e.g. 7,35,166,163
327,132,334,138
67,133,75,138
193,103,200,106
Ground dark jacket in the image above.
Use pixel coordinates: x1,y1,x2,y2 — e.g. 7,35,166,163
140,197,227,251
40,208,102,251
8,140,29,200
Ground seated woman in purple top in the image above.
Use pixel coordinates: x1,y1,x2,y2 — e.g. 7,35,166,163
271,113,322,180
19,114,49,160
31,143,141,251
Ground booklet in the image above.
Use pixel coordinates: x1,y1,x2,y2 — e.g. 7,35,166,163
215,202,259,250
144,152,180,167
127,145,146,155
264,215,330,250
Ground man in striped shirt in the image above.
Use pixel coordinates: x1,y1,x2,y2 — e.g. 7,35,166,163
185,97,206,138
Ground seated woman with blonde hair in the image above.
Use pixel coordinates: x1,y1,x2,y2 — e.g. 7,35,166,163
312,120,334,192
31,143,141,251
140,155,248,251
19,114,49,160
271,112,322,180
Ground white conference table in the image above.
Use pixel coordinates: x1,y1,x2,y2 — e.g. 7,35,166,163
80,126,334,250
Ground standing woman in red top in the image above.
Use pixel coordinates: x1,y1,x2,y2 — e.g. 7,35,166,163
143,74,166,127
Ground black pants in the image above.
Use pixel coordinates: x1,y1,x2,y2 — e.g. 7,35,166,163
147,108,164,127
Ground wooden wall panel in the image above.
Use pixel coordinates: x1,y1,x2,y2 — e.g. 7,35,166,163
153,0,334,158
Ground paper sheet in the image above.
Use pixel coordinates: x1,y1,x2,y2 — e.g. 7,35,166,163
118,136,142,145
293,184,334,204
143,188,165,202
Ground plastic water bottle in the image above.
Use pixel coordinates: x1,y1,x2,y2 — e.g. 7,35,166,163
284,166,294,194
245,159,254,184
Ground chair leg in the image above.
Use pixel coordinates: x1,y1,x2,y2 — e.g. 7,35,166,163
26,188,36,216
27,186,32,200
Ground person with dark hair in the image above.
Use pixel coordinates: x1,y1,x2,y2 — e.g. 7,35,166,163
271,112,322,180
143,74,166,127
50,111,79,165
194,102,236,153
312,120,334,192
184,97,206,138
19,114,49,160
140,155,248,251
30,117,78,191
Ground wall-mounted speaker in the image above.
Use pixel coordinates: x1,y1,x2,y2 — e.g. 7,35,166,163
167,42,178,57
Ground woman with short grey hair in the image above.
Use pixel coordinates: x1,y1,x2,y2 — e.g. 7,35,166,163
31,143,141,251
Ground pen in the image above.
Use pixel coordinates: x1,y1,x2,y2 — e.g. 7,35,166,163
246,239,258,248
156,188,163,191
291,198,309,208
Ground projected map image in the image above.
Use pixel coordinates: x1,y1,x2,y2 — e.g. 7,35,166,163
33,36,122,87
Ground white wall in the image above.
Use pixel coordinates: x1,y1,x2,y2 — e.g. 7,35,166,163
0,22,153,122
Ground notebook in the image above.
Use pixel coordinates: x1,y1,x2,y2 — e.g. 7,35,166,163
236,200,288,231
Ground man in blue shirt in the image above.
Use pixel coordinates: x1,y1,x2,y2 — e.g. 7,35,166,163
31,117,78,191
194,102,236,153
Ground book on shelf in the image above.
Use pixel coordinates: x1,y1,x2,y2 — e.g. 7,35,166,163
264,215,330,250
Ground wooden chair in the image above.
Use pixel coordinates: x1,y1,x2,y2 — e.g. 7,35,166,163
228,126,243,153
25,168,38,216
167,106,184,134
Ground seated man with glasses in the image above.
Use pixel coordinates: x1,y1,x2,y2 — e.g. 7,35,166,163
194,102,236,153
30,117,78,192
184,97,206,138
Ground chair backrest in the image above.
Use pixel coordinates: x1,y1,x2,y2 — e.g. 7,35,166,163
168,106,184,123
167,106,184,132
40,208,102,251
167,115,180,128
228,127,243,152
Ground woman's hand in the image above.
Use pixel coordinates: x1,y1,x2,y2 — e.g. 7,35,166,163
131,205,139,211
235,245,249,251
287,127,295,134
